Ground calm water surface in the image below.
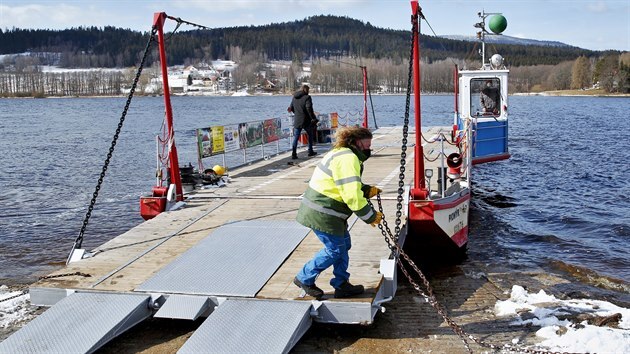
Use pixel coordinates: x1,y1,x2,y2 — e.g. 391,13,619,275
0,94,628,283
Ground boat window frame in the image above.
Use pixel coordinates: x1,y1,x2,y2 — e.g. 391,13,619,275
471,78,501,117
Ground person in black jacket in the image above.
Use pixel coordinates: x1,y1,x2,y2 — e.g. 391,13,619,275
288,85,318,159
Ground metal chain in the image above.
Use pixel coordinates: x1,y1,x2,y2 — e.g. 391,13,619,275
372,196,576,354
71,27,158,249
0,272,90,304
165,15,211,30
38,272,92,280
424,152,443,162
369,8,575,354
389,13,417,244
0,290,29,303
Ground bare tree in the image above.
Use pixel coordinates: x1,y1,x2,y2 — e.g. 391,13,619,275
571,56,591,89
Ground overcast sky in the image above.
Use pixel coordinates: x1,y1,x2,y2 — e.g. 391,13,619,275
1,0,628,51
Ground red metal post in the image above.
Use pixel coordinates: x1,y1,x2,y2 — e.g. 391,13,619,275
410,1,426,198
153,12,183,201
362,66,368,128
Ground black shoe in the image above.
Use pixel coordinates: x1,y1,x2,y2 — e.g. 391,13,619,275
334,281,364,298
308,151,318,157
293,277,324,300
292,153,298,159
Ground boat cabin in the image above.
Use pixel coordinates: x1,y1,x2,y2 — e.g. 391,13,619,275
457,67,510,164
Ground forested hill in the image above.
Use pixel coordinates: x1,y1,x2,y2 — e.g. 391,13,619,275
0,15,601,68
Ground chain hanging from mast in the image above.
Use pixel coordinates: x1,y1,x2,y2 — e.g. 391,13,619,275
67,27,158,263
67,14,210,263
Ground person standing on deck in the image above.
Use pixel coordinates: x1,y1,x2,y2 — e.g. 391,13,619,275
288,84,318,159
293,126,383,299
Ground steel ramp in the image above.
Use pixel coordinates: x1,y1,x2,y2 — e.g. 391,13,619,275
136,220,310,297
0,292,152,354
154,294,212,320
178,299,312,354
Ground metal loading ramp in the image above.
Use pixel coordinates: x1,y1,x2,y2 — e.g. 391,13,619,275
0,292,152,354
136,220,311,296
178,299,313,354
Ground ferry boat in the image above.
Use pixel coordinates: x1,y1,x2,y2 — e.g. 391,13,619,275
404,5,510,258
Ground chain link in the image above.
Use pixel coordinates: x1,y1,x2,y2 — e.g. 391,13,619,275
72,28,158,249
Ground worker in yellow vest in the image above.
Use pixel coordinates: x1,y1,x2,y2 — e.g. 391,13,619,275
293,126,382,299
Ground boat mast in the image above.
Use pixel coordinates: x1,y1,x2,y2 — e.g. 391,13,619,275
153,12,183,202
411,0,427,197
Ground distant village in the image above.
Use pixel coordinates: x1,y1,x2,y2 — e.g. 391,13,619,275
142,60,310,96
0,52,314,97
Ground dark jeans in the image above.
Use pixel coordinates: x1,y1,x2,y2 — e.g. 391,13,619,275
292,126,315,154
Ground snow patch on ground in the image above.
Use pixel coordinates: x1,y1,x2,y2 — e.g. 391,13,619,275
495,285,630,353
0,285,33,329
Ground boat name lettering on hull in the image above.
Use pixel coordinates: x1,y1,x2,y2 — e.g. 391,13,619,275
448,209,460,222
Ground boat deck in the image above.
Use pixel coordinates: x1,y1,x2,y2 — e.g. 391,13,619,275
32,126,458,305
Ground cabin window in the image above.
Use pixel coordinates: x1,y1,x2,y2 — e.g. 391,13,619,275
471,78,501,116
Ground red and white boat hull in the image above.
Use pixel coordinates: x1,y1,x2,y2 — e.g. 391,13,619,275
407,187,470,250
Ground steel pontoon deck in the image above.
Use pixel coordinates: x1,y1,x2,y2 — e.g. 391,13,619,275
1,126,463,353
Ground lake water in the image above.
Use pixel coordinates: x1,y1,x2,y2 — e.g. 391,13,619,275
0,94,628,284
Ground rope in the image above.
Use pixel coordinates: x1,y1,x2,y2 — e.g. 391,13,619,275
420,14,459,67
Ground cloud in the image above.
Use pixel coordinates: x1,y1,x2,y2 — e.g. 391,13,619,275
0,3,110,30
587,1,608,13
167,0,359,13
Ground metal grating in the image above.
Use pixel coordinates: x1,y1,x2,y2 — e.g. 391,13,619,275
0,292,151,354
136,220,310,297
178,299,312,354
154,294,211,320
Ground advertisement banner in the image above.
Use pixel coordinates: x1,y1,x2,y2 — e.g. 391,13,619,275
223,124,240,153
280,116,292,138
330,112,339,128
263,118,282,143
212,126,225,154
197,127,214,158
240,121,263,148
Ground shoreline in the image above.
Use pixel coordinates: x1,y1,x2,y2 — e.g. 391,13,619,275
2,91,629,99
2,259,628,352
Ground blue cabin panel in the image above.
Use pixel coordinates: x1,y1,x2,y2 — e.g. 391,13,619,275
472,120,509,162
